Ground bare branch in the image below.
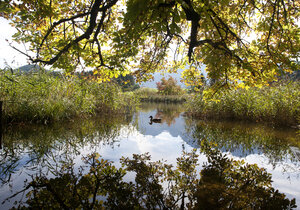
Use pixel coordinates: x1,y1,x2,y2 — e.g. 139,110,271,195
7,39,34,60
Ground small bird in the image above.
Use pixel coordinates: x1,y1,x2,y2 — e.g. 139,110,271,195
149,116,162,123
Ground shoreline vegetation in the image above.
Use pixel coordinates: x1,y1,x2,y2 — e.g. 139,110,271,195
1,68,299,128
0,69,138,124
187,82,300,127
135,87,188,103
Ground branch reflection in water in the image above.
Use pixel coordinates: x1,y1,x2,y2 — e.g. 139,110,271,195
3,144,297,209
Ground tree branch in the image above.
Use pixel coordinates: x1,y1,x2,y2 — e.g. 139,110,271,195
181,0,201,62
37,12,90,57
34,0,118,65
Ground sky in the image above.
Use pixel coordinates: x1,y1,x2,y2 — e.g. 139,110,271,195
0,17,28,69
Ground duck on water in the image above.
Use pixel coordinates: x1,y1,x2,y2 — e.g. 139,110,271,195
149,116,162,124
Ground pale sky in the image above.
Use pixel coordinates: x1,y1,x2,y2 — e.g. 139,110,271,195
0,17,28,69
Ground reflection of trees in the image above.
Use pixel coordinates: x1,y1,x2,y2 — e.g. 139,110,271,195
155,107,181,126
184,119,300,167
0,113,133,186
196,143,296,209
5,145,296,209
141,103,185,126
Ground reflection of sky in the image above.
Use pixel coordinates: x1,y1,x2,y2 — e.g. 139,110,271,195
100,131,198,164
86,123,300,203
83,107,300,203
1,104,300,208
137,109,199,148
79,127,207,184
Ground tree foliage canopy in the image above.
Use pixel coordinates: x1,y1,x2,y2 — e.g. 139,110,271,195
1,0,299,88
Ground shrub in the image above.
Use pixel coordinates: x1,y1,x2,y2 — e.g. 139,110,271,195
156,76,183,95
114,74,140,92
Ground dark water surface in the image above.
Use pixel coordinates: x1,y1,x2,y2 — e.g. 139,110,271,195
0,103,299,209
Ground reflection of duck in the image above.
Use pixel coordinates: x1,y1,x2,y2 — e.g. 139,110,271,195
149,116,162,124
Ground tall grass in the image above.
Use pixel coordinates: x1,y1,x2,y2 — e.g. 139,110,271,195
187,82,300,126
0,69,137,124
134,87,189,103
134,87,158,97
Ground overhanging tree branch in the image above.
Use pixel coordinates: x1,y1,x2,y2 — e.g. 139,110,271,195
33,0,118,65
37,12,90,57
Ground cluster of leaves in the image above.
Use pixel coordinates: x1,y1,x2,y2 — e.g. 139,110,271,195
181,67,206,92
156,76,183,95
5,145,296,209
1,0,299,90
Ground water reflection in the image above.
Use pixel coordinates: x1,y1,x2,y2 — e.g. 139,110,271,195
0,103,299,209
185,119,300,162
141,103,184,126
0,114,133,187
4,148,297,209
136,103,196,147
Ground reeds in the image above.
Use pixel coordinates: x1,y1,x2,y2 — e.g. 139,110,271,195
0,70,137,124
135,87,188,103
187,82,300,126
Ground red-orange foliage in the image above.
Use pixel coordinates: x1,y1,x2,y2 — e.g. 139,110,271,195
156,76,183,95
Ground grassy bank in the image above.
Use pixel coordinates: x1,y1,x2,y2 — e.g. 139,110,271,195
187,82,300,126
0,69,137,124
135,87,189,103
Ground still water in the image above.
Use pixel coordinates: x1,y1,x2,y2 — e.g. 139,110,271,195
0,103,299,209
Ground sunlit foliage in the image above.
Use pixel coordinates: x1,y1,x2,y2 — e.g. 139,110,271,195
1,0,299,91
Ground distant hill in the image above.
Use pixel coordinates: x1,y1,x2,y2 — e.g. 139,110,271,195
18,64,41,72
15,64,63,77
292,70,300,80
278,70,300,81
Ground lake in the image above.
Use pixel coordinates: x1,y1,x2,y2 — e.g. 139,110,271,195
0,102,299,209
